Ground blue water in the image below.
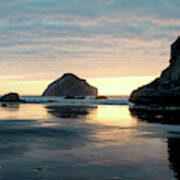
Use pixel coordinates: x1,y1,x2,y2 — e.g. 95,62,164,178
0,96,179,179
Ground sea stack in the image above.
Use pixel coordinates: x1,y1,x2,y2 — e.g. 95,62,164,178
129,36,180,107
42,73,98,97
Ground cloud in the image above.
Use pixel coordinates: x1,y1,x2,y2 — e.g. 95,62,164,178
0,0,179,78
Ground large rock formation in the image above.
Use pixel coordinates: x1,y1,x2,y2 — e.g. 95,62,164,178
0,93,25,103
42,73,98,97
129,36,180,106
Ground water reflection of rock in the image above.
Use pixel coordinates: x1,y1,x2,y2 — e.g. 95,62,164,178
0,122,84,161
129,107,180,125
0,105,98,162
46,105,97,119
0,103,20,111
129,108,180,179
168,138,180,180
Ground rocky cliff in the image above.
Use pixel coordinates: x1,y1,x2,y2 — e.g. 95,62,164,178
42,73,98,97
129,36,180,106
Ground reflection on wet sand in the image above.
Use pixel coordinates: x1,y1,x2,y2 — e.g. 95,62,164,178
94,106,138,127
129,107,180,179
0,104,179,179
129,107,180,125
0,103,20,111
46,105,97,119
0,104,49,120
0,105,99,164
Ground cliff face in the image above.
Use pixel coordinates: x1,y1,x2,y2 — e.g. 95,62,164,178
129,36,180,106
42,73,98,97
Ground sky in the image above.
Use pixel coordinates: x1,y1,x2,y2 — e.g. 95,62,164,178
0,0,180,95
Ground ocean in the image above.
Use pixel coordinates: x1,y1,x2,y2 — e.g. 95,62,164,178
0,96,179,179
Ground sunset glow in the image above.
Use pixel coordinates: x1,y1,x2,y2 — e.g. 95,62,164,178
0,0,178,94
0,76,155,96
0,1,180,179
88,76,155,95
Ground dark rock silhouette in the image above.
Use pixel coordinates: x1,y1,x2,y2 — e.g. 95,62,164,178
42,73,98,97
129,36,180,106
96,96,107,100
0,93,25,103
64,96,86,99
64,96,76,99
76,96,85,99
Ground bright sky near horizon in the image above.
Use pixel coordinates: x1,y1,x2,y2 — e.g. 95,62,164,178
0,76,155,95
0,0,179,95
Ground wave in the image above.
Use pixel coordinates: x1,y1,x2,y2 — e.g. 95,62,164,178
21,96,130,106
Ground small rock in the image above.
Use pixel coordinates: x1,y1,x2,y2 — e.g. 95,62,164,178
64,96,76,99
0,93,26,103
96,96,107,100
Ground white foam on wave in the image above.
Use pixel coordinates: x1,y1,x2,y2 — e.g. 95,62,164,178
22,96,130,106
